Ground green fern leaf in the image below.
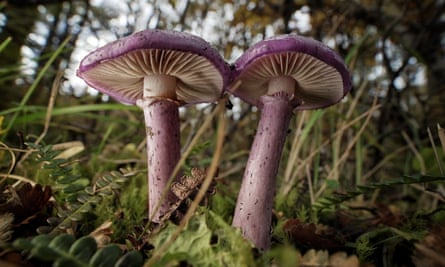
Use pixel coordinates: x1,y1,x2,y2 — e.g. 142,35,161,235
115,250,144,267
49,234,75,252
12,234,143,267
314,174,445,210
57,175,83,184
69,235,97,261
90,244,122,267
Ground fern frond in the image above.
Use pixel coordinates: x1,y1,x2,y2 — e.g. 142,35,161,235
27,142,136,234
12,233,143,267
314,174,445,210
42,169,135,234
27,142,84,202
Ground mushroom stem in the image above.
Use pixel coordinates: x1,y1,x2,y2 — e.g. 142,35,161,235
137,97,181,222
143,75,177,99
267,75,296,96
232,93,294,250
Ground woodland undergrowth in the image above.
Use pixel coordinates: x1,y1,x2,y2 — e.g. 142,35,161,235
1,38,445,267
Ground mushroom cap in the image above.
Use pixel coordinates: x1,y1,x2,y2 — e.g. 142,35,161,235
230,34,352,110
77,29,230,105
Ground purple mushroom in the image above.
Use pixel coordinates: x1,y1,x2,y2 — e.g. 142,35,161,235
77,29,229,222
229,34,352,250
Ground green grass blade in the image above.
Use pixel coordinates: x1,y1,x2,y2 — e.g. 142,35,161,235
2,103,139,124
2,35,71,141
0,37,12,53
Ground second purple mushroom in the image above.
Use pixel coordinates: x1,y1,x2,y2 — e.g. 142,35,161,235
229,34,352,250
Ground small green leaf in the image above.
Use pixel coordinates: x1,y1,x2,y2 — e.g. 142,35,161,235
102,174,115,183
96,179,109,188
115,250,143,267
67,211,85,222
77,193,90,203
69,235,97,262
58,175,82,184
47,217,62,225
89,196,101,204
36,225,53,234
58,219,73,230
12,238,33,251
84,186,94,194
90,244,122,267
98,190,113,196
57,210,70,218
31,245,59,261
325,179,339,190
49,234,75,252
65,194,81,203
110,183,122,190
63,183,86,194
31,234,53,246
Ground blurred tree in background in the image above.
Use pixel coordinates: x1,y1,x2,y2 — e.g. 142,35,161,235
1,0,444,187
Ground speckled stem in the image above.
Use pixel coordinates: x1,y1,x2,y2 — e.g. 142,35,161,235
232,93,293,250
138,98,180,222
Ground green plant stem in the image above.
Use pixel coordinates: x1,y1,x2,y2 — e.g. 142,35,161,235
2,36,71,141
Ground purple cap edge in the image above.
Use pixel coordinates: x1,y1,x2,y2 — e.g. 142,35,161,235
77,29,231,104
231,34,352,109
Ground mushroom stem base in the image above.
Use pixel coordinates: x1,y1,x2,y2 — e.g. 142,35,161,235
137,97,181,222
232,94,294,250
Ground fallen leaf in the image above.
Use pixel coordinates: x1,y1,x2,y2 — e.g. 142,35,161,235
159,167,217,224
329,251,360,267
283,219,346,250
412,225,445,267
0,213,14,242
90,220,113,247
0,183,52,224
